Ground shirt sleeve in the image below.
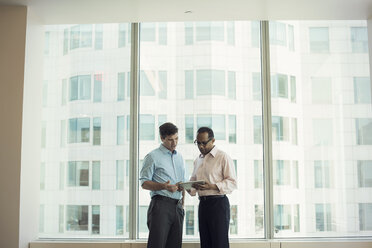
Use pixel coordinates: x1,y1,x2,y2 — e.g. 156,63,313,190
215,153,237,194
139,154,154,186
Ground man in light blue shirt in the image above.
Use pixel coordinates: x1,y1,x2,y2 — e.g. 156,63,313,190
140,122,185,248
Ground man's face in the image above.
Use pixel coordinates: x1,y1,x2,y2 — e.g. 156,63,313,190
161,133,178,152
195,132,215,155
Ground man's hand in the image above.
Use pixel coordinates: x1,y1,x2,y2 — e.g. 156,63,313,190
176,182,184,192
163,180,178,192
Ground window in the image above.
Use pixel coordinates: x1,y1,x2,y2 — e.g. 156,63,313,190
185,70,194,99
40,163,45,190
354,77,371,103
253,116,262,144
196,22,224,41
270,21,287,46
185,23,193,45
95,24,103,50
140,71,155,96
290,76,296,103
140,115,155,140
230,205,238,234
351,27,368,53
158,71,167,99
92,206,100,234
68,161,89,187
251,21,260,48
158,23,167,45
274,205,292,231
254,160,263,188
197,115,225,140
139,206,148,233
228,71,236,99
69,75,91,101
93,117,101,146
70,25,92,50
185,115,194,143
68,118,90,143
272,116,289,141
93,74,102,102
185,206,195,235
314,161,331,188
355,118,372,145
271,74,288,98
252,72,261,101
229,115,236,143
358,161,372,187
39,205,44,232
118,23,127,47
92,161,100,190
66,205,88,231
274,160,291,185
255,205,264,233
309,27,329,53
140,23,156,42
359,203,372,231
315,204,333,231
288,24,294,51
196,70,225,96
227,22,235,45
116,206,124,235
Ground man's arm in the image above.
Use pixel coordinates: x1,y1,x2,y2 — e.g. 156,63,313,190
142,180,178,192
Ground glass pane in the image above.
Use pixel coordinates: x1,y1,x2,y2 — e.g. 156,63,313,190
139,21,263,239
40,24,131,238
270,20,372,237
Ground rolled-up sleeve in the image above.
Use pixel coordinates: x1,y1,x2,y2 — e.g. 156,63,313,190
215,154,237,194
139,154,154,186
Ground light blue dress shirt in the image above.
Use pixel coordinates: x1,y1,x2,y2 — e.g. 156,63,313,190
140,145,186,200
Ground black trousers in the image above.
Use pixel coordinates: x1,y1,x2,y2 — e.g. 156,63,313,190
198,195,230,248
147,195,184,248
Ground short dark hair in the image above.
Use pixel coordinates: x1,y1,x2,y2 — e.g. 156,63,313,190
197,126,214,139
159,122,178,139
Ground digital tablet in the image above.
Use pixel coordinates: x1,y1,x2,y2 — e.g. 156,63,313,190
179,180,205,190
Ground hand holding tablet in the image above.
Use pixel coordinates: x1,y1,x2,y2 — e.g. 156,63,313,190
179,180,205,190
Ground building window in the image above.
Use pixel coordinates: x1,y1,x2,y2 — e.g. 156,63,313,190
140,23,156,42
253,116,262,144
274,204,292,231
39,205,44,233
315,204,333,231
95,24,103,50
271,74,288,98
251,21,260,48
140,114,155,140
254,160,263,188
69,75,91,101
61,79,67,105
185,206,195,235
140,71,156,96
93,74,102,102
314,161,331,188
230,205,238,234
272,116,289,142
66,205,89,231
196,22,224,41
309,27,329,53
274,160,291,186
92,205,100,234
92,161,100,190
270,21,287,46
118,23,128,47
288,24,294,51
185,160,194,180
68,161,89,187
313,119,333,146
255,205,264,233
70,25,92,50
227,21,235,45
293,161,299,188
116,206,124,235
229,115,237,143
351,27,368,53
355,118,372,145
197,114,225,140
291,118,298,145
158,23,167,45
252,72,261,101
59,205,64,233
185,115,194,143
290,76,296,103
139,206,148,233
294,204,300,232
68,118,90,143
354,77,371,104
196,70,225,96
93,117,101,146
158,71,167,99
358,161,372,187
359,203,372,231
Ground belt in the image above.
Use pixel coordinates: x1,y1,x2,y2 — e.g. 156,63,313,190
152,195,181,204
198,195,226,201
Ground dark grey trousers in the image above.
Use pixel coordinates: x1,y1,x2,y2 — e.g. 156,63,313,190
147,195,184,248
198,196,230,248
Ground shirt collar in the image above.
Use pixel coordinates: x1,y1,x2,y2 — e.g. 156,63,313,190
159,144,177,155
199,146,217,158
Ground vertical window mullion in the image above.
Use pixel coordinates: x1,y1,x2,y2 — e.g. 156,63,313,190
260,20,274,240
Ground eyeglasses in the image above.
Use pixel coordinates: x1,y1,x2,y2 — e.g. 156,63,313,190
194,138,212,146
